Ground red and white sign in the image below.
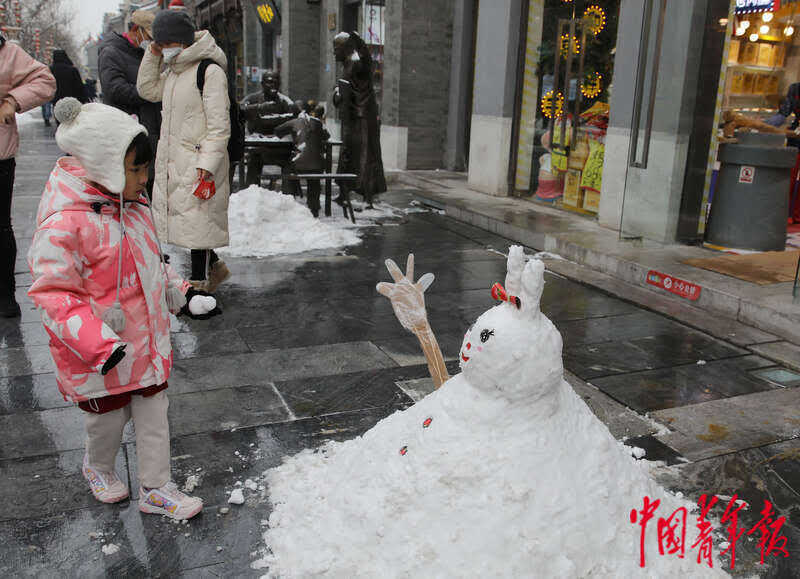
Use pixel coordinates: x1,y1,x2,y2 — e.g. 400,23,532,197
646,270,702,301
738,165,755,184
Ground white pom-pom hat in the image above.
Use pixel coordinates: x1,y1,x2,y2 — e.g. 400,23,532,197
54,98,147,194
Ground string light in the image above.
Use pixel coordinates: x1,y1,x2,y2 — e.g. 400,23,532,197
785,25,795,36
580,72,603,99
736,27,746,36
559,33,581,57
759,24,769,34
583,5,606,36
741,20,751,29
762,12,773,22
541,90,565,119
749,32,759,41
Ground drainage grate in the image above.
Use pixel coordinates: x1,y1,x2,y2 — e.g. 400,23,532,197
750,367,800,388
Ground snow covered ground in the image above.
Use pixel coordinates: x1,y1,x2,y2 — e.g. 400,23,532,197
219,186,407,258
254,248,730,578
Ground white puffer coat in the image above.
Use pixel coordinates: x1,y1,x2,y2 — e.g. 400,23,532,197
136,31,230,249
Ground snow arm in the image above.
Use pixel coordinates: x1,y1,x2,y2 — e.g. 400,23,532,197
376,254,449,388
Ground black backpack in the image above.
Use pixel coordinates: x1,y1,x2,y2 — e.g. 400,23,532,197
196,58,245,163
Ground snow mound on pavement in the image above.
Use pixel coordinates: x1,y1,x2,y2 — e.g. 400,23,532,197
258,247,729,578
221,186,362,257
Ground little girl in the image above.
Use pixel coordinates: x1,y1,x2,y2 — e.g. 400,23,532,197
27,97,218,520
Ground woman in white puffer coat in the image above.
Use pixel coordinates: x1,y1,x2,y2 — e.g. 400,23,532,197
137,10,231,291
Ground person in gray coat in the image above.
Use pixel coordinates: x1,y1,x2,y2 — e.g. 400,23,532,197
98,10,161,192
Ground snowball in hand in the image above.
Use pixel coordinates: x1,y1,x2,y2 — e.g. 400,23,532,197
188,295,217,316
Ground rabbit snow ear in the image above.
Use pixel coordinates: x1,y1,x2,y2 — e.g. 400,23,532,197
520,258,546,315
504,246,526,296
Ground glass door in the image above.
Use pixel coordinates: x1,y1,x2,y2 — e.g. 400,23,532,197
512,0,620,215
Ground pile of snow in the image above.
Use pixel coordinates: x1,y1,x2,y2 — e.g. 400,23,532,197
221,186,363,257
258,247,728,578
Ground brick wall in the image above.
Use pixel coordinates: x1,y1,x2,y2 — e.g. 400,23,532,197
283,1,321,102
394,0,455,169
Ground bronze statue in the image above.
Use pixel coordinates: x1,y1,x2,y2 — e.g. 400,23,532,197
333,31,386,208
240,70,300,186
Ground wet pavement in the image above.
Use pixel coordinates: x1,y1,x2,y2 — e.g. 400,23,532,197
1,120,799,577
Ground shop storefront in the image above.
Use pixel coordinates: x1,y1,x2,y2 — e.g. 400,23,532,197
511,0,621,215
699,0,800,248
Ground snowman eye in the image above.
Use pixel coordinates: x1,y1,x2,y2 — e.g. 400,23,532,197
480,329,494,343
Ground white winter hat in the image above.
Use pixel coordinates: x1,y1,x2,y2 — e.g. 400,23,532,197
54,98,147,194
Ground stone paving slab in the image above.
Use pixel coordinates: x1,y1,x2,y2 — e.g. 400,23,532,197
653,387,800,462
0,373,65,415
564,331,748,382
171,329,252,361
590,355,778,414
0,448,128,522
748,340,800,373
273,367,415,419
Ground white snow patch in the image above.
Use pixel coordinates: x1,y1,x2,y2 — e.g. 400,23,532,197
696,360,707,365
630,446,647,459
183,474,201,493
257,246,729,578
244,479,258,491
101,544,119,556
228,488,245,505
220,187,362,258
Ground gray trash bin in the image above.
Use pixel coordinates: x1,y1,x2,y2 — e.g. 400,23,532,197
706,132,795,251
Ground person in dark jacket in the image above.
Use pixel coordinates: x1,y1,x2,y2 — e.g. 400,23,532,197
50,49,88,109
332,31,386,208
275,101,330,217
98,10,161,193
765,82,800,223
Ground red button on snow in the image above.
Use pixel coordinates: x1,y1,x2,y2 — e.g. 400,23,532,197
423,417,432,428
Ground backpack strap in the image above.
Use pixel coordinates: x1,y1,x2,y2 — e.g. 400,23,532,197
196,58,218,96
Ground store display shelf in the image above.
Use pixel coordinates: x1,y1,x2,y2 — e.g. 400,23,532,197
727,63,784,73
727,93,779,98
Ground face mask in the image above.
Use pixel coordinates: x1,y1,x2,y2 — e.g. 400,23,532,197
162,47,183,63
140,40,152,51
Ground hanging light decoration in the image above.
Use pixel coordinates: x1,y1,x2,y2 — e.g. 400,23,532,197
749,32,760,41
541,90,565,119
560,33,581,57
741,20,751,29
736,26,746,36
762,12,773,23
785,25,795,36
759,24,769,34
580,72,603,99
583,5,606,36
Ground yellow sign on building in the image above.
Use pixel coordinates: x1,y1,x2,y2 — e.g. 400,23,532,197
257,3,275,24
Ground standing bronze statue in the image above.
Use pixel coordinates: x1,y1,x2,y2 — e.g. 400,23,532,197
240,70,300,186
333,31,386,208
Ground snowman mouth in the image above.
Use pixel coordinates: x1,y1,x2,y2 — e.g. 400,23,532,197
461,352,470,362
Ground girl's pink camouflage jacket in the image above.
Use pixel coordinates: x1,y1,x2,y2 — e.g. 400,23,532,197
27,157,190,402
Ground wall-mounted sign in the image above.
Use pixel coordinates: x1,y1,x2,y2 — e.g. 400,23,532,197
249,0,281,31
734,0,779,14
646,270,702,301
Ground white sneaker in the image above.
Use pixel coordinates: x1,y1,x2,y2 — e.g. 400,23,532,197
82,454,129,503
139,481,203,520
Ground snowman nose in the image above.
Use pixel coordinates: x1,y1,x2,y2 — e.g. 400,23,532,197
466,342,471,350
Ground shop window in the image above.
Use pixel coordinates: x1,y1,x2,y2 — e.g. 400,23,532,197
513,0,620,215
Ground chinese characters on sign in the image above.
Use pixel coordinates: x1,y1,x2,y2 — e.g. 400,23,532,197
630,494,790,569
646,270,702,301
